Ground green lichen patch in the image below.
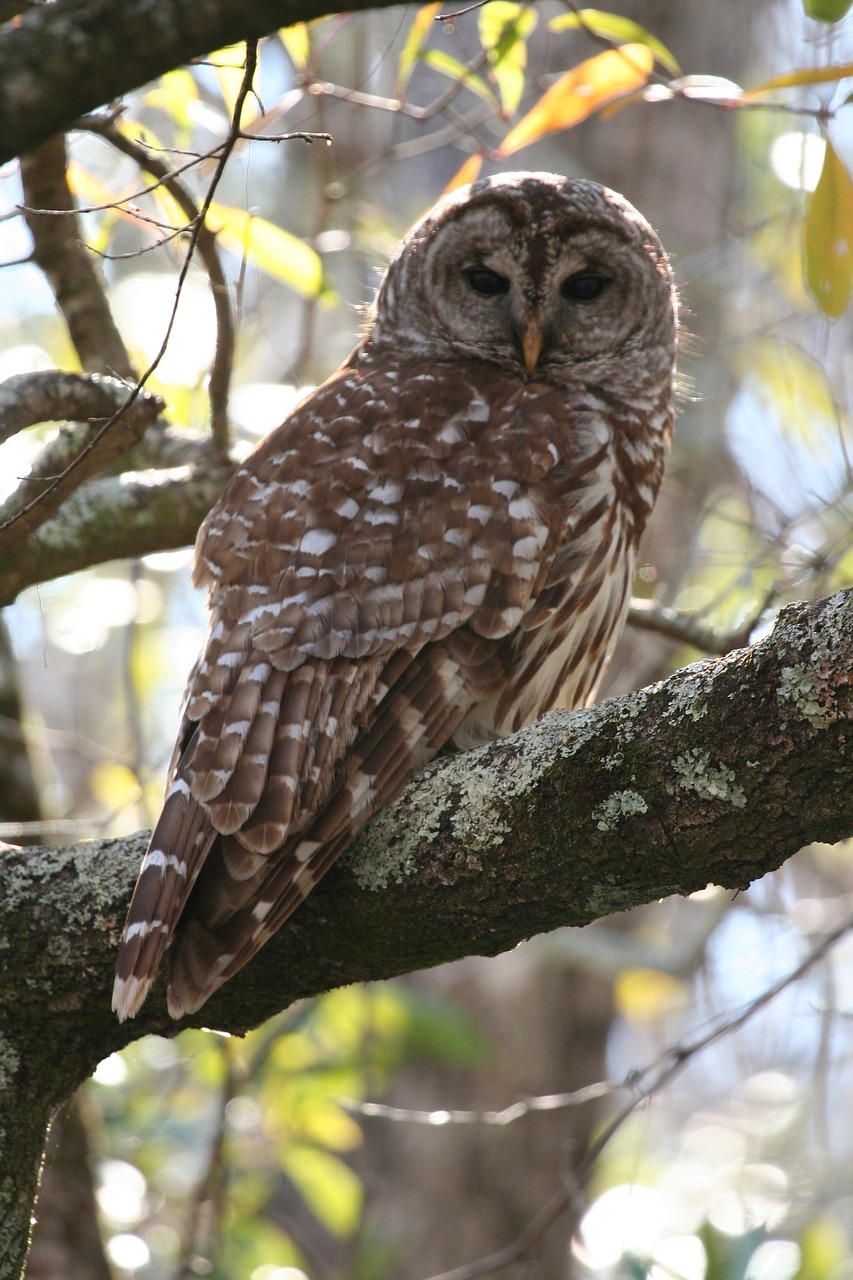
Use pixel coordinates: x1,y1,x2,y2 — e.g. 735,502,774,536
777,662,833,728
669,747,746,807
591,788,649,831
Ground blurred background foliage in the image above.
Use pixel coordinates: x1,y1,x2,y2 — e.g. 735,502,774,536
3,0,853,1276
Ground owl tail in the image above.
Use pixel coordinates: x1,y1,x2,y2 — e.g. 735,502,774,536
112,778,216,1022
164,828,351,1018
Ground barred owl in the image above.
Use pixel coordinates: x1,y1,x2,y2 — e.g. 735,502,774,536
113,172,678,1022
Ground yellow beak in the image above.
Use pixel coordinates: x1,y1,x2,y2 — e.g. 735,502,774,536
521,322,543,375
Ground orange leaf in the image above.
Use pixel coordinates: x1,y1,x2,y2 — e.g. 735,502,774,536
496,44,654,157
443,154,484,194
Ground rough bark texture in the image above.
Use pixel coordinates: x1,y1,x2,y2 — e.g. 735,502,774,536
0,588,851,1279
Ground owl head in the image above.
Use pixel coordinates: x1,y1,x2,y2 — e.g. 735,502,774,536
368,171,677,396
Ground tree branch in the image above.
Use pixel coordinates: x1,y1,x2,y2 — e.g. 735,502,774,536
0,0,396,166
0,373,166,559
0,587,851,1278
19,135,135,379
0,453,235,606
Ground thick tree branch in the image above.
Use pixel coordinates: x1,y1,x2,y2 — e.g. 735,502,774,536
0,0,395,166
0,373,166,563
0,587,851,1278
19,135,135,379
0,371,234,603
0,372,160,447
0,452,234,605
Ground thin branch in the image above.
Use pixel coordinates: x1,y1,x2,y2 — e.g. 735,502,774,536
345,1082,615,1128
175,1041,236,1280
627,586,778,657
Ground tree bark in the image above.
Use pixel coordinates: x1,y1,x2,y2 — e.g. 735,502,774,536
0,587,851,1279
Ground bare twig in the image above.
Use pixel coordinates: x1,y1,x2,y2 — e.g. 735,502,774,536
344,1081,614,1128
627,587,778,656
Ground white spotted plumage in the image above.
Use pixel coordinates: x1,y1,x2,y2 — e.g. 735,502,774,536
113,172,678,1021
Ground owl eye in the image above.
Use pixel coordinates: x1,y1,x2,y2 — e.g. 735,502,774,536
464,266,510,297
561,272,611,302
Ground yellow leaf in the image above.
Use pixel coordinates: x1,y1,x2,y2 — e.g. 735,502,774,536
279,22,310,71
797,1216,851,1279
207,202,324,298
548,9,680,76
280,1145,362,1237
615,969,687,1023
67,161,121,210
67,160,154,245
443,154,484,194
208,44,258,125
745,62,853,97
90,763,141,813
804,140,853,318
397,2,442,95
496,44,654,157
147,70,198,135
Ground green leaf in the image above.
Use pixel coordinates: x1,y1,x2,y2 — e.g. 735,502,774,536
803,0,853,21
421,49,499,110
397,2,442,96
804,140,853,317
281,1144,363,1237
548,8,680,76
207,202,326,299
478,2,539,115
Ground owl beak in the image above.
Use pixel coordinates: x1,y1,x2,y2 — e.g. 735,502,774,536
520,322,544,374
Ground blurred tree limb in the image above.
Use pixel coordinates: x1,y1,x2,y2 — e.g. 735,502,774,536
0,587,851,1278
0,371,234,605
0,0,403,165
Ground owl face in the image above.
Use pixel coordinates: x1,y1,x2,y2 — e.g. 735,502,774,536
372,172,677,387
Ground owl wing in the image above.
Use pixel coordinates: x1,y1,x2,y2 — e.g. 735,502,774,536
113,360,570,1021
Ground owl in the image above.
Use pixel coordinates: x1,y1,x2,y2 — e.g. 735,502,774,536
113,172,678,1022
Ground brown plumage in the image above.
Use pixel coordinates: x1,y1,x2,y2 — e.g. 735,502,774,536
113,172,678,1021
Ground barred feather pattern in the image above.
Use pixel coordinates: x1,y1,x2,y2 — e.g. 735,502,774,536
113,172,678,1021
